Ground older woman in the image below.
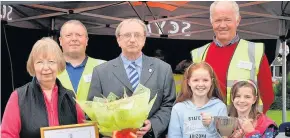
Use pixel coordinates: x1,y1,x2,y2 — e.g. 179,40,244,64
1,37,85,138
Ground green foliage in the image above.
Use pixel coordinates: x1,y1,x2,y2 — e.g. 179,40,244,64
271,72,290,109
273,72,290,96
270,95,290,110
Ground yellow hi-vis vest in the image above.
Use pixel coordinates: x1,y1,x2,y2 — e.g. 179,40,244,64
191,39,264,111
173,74,183,95
58,57,106,101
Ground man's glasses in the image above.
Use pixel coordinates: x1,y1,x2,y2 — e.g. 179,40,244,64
119,32,145,40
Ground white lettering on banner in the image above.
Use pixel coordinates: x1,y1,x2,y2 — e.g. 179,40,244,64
182,22,191,36
147,24,152,36
155,21,166,34
146,21,191,37
168,21,179,34
0,5,13,20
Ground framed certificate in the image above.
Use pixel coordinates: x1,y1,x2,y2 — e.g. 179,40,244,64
40,123,99,138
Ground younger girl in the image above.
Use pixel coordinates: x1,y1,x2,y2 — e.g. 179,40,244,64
168,62,227,138
229,80,278,138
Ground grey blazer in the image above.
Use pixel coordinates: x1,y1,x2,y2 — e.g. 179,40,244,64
88,55,176,138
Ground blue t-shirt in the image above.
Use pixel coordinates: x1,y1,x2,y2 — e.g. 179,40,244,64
66,56,88,92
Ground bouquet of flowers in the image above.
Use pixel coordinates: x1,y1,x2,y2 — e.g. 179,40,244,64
77,84,157,137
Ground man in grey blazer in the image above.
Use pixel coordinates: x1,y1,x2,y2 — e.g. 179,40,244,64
88,18,176,138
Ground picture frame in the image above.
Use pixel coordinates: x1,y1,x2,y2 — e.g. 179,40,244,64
40,122,99,138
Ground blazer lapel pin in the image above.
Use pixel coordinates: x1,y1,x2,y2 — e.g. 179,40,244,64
149,69,152,73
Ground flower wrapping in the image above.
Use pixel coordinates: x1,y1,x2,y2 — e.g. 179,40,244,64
77,84,157,137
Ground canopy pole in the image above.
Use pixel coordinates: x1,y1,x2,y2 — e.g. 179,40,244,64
50,17,56,41
278,19,287,123
281,39,287,123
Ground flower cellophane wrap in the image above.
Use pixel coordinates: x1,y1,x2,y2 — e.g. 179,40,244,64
77,84,157,137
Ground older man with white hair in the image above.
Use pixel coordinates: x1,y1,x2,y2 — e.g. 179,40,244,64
191,1,274,113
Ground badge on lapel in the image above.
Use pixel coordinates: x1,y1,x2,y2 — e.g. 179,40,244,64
83,74,92,83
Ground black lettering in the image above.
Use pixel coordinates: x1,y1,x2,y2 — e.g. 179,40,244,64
188,116,202,121
189,134,207,138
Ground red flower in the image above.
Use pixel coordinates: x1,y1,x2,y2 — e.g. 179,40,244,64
113,128,137,138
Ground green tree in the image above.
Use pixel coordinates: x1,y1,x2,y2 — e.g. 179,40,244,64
274,72,290,96
271,72,290,109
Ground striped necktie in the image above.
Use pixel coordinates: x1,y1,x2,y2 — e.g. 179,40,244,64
128,62,139,91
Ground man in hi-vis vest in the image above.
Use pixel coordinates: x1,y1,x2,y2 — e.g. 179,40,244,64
58,20,106,101
191,1,274,113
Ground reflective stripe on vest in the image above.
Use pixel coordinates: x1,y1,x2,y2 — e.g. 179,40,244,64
191,39,264,111
191,44,210,63
58,57,106,101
